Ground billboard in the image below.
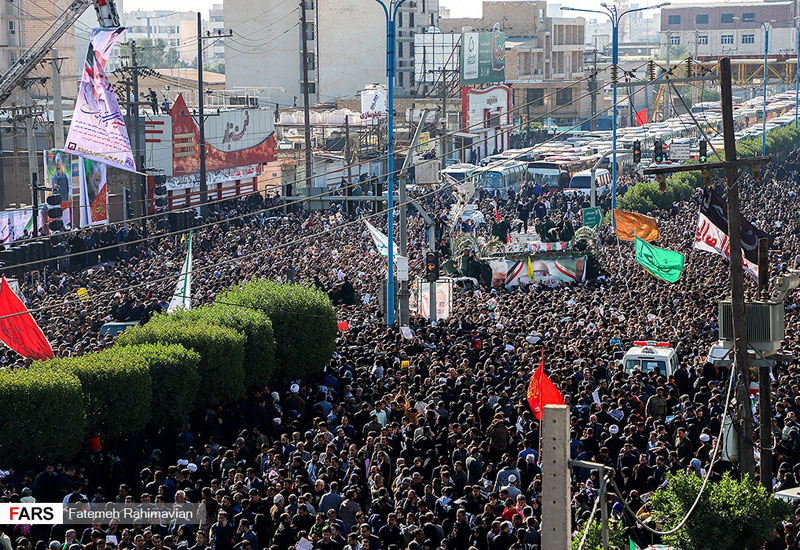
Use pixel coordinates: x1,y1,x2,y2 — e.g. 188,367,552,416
79,158,109,227
490,257,588,288
43,150,76,230
461,27,506,85
360,86,387,126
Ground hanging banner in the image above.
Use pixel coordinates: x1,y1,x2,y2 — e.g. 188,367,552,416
79,158,108,227
43,150,74,230
418,280,453,320
65,27,135,172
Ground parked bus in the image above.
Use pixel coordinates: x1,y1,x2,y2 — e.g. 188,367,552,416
441,163,478,183
472,160,528,199
527,157,595,190
564,169,611,197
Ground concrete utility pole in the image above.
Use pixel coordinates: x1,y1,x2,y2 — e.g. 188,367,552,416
197,13,208,217
50,48,64,149
345,115,353,216
541,405,571,550
130,41,147,233
664,31,672,120
398,109,429,325
644,57,766,480
757,238,772,489
590,39,598,131
300,1,313,198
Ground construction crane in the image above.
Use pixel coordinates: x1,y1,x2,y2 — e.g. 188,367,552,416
0,0,119,107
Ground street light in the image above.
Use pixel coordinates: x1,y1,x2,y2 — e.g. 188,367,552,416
735,16,771,156
562,2,670,225
374,0,406,326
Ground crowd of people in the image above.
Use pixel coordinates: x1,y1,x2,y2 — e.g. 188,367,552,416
1,150,800,550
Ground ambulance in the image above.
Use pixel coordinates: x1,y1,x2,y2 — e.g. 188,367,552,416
622,341,679,377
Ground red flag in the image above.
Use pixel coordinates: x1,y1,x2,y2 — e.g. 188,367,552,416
0,277,53,360
527,351,565,419
495,204,501,223
635,109,648,126
338,321,350,332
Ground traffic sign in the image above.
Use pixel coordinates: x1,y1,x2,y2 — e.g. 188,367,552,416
582,206,603,229
669,141,692,161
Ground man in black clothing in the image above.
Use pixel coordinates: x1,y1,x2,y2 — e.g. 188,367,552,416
210,511,234,550
517,200,530,233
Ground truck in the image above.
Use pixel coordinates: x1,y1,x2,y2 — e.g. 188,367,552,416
622,341,679,377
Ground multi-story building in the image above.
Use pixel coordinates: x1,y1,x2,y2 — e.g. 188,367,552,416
439,1,589,127
121,10,197,66
224,0,439,108
207,4,225,65
659,1,797,58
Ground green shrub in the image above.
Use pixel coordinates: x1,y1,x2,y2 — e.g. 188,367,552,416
109,344,201,425
117,315,246,407
0,368,86,464
40,350,151,438
181,304,275,390
217,279,337,378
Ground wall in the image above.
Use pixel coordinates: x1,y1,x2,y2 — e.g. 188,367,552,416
317,0,385,102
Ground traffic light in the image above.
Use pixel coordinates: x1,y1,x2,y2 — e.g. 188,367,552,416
654,140,664,163
153,175,169,230
425,251,439,283
633,140,641,164
699,140,708,163
45,194,64,233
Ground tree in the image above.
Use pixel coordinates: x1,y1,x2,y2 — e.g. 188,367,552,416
648,472,792,550
118,38,172,69
571,519,626,550
204,62,225,74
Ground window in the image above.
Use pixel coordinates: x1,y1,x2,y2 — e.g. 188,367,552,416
742,34,754,44
556,88,572,106
721,13,734,23
527,88,544,106
303,82,316,94
398,42,403,57
721,34,734,44
698,35,708,45
399,71,404,86
304,22,315,40
667,14,680,24
7,20,14,34
741,12,755,21
409,12,414,27
695,14,708,24
669,34,681,45
305,52,315,70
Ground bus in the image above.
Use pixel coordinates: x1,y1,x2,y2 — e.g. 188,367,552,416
472,160,528,199
441,163,478,183
527,157,595,190
564,169,611,197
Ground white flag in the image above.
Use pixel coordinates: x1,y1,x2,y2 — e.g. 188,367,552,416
364,219,398,257
65,27,136,172
168,232,193,313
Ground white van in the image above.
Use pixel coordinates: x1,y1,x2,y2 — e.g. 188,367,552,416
622,341,679,377
564,169,611,197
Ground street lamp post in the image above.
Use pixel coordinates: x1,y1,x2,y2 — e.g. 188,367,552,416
374,0,406,326
736,17,771,157
562,2,670,225
796,26,799,128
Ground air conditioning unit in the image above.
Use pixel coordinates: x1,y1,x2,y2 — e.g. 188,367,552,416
718,300,784,354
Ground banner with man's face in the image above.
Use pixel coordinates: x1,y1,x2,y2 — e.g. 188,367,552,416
43,149,74,230
79,158,108,227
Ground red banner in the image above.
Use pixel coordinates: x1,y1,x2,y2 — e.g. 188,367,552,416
0,278,54,360
635,109,648,126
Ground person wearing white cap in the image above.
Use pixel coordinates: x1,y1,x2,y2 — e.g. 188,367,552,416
499,474,521,500
696,433,713,465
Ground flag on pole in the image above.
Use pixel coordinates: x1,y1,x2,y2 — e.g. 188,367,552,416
613,209,660,242
635,109,648,126
634,236,685,283
629,539,640,550
364,219,399,257
168,231,193,313
527,351,565,420
495,203,501,223
65,27,136,172
527,256,534,280
0,277,54,360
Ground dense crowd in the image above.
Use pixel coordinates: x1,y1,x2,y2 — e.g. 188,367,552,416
1,151,800,550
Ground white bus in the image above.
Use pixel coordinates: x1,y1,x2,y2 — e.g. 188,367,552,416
472,160,528,199
441,163,478,183
564,169,611,197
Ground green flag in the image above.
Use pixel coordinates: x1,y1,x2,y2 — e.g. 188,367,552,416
635,236,684,283
629,539,639,550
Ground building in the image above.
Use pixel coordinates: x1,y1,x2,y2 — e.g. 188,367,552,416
224,0,440,108
439,1,589,127
207,4,225,65
413,31,460,96
659,2,797,58
121,10,198,66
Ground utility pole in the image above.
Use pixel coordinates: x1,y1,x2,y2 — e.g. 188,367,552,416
440,68,447,169
300,1,313,197
590,39,598,131
664,31,672,120
643,57,765,480
345,114,352,216
50,48,64,149
757,237,772,489
129,41,147,233
25,91,40,236
197,12,208,217
693,30,700,107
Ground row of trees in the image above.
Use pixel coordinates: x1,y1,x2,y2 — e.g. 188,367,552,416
0,280,337,464
615,123,800,216
118,39,225,73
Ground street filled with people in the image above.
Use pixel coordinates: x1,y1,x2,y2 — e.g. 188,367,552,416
2,149,800,550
